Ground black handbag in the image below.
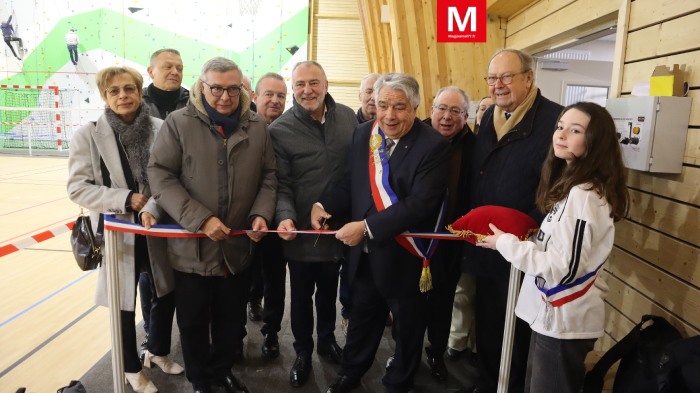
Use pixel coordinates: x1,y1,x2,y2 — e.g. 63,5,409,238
70,155,110,271
70,211,104,271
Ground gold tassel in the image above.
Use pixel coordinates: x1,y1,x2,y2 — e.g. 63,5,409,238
419,259,433,293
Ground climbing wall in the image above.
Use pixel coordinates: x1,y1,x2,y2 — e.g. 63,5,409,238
0,0,308,148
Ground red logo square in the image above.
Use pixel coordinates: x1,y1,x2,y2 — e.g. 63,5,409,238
437,0,487,43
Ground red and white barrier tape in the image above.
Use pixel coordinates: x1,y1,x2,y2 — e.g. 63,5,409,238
0,221,75,257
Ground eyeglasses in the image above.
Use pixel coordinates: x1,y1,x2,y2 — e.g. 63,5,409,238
106,85,138,97
433,105,465,116
202,81,242,97
484,71,527,86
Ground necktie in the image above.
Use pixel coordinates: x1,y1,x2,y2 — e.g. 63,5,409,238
385,138,395,157
505,112,512,120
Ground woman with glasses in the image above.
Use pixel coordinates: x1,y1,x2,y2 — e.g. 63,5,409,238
67,66,183,393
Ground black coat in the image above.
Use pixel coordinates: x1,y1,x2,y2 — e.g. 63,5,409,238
321,118,449,298
460,89,563,278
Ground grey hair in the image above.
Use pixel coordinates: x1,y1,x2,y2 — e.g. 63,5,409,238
292,60,327,80
360,73,381,91
374,73,421,109
150,48,181,66
255,72,285,95
433,86,470,113
199,57,241,81
489,48,534,73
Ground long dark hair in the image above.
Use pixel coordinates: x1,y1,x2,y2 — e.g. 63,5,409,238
536,102,629,221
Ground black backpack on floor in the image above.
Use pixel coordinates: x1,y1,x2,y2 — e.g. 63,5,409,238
583,314,682,393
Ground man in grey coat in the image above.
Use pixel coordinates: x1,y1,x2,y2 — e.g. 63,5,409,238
148,57,277,393
269,60,358,388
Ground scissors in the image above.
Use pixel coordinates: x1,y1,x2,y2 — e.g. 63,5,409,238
313,216,327,247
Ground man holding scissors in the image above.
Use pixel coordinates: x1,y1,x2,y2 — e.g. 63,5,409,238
268,60,358,388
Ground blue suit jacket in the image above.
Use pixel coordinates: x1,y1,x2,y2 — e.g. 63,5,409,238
321,118,449,298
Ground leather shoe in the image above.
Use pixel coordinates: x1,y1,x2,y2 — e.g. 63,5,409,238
446,346,464,361
326,375,359,393
290,354,312,388
425,346,448,381
247,299,263,321
262,333,280,359
218,370,249,393
317,341,343,364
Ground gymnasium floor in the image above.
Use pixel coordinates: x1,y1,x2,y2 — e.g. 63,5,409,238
0,154,478,393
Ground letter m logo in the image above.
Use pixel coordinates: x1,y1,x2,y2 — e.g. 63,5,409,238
437,0,487,43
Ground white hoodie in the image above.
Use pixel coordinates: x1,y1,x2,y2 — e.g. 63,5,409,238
496,184,614,339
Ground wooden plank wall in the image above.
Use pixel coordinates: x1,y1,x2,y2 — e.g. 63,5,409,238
601,0,700,347
357,0,504,118
310,0,369,109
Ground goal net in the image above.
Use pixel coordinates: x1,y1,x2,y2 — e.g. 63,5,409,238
0,85,78,152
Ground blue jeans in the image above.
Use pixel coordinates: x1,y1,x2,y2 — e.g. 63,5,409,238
67,44,78,63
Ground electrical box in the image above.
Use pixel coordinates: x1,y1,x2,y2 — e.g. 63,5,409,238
605,96,692,173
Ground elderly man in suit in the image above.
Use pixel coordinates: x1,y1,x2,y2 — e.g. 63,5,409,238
313,73,449,393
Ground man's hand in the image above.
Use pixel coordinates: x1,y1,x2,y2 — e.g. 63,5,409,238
335,221,365,247
247,216,268,242
277,219,297,240
141,212,157,229
201,216,231,241
311,203,332,230
129,193,149,212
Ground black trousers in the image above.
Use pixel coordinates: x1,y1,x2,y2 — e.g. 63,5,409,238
174,268,250,388
287,259,340,356
340,254,428,393
3,37,21,57
257,236,287,336
425,244,462,356
474,273,531,392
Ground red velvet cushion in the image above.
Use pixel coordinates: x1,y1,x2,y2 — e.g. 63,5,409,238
447,205,539,244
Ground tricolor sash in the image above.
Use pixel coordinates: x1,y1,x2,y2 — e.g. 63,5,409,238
368,120,444,293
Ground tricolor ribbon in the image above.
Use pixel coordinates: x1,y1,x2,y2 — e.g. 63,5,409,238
368,121,446,293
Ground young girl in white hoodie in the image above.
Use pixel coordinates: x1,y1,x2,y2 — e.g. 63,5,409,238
477,101,629,393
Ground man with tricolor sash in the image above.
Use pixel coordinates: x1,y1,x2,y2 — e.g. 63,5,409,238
314,73,450,393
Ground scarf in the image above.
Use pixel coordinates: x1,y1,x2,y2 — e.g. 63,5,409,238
202,96,241,138
493,83,539,141
104,105,152,191
147,84,181,113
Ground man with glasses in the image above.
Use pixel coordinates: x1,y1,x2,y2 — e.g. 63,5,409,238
456,49,563,393
417,86,475,382
149,56,276,393
268,60,357,388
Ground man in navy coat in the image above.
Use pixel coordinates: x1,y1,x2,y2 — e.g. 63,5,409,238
313,73,449,393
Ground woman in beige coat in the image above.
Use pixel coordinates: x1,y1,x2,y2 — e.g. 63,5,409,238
67,66,183,393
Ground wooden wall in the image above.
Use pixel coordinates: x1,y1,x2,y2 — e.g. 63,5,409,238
601,0,700,347
309,0,369,109
357,0,504,118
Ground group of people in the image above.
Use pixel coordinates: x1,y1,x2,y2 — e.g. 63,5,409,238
67,46,629,393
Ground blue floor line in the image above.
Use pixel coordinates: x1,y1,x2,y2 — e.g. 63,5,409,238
0,269,96,329
0,305,99,379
